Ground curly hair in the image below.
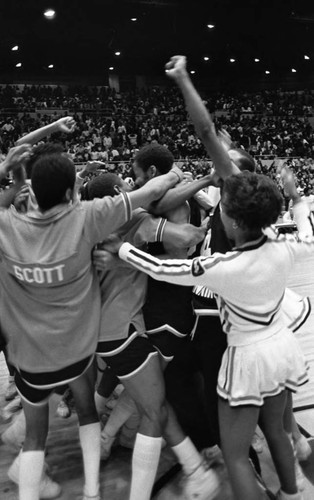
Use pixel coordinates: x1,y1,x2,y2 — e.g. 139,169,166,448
86,173,122,199
134,144,174,174
222,171,283,231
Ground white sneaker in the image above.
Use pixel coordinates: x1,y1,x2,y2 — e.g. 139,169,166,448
294,435,312,462
7,454,62,499
1,411,26,450
183,464,220,500
294,459,306,491
100,431,116,460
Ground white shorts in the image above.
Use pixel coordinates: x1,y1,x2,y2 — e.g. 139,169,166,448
217,328,309,407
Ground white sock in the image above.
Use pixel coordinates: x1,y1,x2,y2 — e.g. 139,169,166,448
279,490,304,500
104,391,137,438
79,422,101,497
19,450,45,500
171,437,202,476
129,433,163,500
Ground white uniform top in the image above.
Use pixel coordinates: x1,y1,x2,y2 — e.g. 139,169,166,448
118,202,314,347
0,193,132,373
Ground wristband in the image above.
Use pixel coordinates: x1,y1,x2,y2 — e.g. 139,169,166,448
170,165,184,183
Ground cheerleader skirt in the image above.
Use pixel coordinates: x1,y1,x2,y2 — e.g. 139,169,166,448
217,328,309,407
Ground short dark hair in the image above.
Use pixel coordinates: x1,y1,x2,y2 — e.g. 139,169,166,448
134,144,174,175
25,142,65,178
87,173,122,199
31,153,76,211
222,171,283,230
231,148,256,173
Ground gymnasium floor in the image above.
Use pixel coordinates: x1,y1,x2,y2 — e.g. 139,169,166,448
1,252,314,500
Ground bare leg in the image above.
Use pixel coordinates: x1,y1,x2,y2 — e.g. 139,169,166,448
259,390,297,495
219,397,263,500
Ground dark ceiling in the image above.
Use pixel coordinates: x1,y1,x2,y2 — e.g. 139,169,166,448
0,0,314,82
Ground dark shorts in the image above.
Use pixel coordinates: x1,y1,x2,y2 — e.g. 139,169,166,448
96,331,158,379
15,355,94,405
148,330,186,361
96,328,185,379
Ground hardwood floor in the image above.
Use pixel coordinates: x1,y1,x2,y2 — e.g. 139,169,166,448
1,253,314,500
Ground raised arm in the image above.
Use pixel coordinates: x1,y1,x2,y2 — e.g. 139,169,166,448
165,56,238,180
281,166,314,238
0,144,31,207
16,116,75,146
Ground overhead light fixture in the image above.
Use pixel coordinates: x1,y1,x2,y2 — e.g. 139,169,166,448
16,62,22,68
230,58,235,63
304,55,310,60
109,67,114,71
207,24,215,29
190,70,196,74
44,9,56,19
115,52,121,56
48,64,54,69
291,68,297,73
204,56,209,61
11,45,19,51
131,18,137,22
265,70,270,74
254,58,260,63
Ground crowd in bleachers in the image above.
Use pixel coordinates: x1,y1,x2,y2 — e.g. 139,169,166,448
0,84,314,196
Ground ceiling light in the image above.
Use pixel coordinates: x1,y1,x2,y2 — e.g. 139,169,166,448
230,58,235,63
304,55,310,60
204,57,209,61
207,24,215,29
254,58,260,62
11,45,19,51
131,18,137,22
109,67,114,71
291,68,297,73
115,52,121,56
16,62,22,68
48,64,54,69
44,9,56,19
190,70,196,74
265,70,270,74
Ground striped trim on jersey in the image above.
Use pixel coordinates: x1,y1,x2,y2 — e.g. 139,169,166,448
155,218,167,242
120,191,132,222
225,293,284,327
288,296,311,332
193,285,215,300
